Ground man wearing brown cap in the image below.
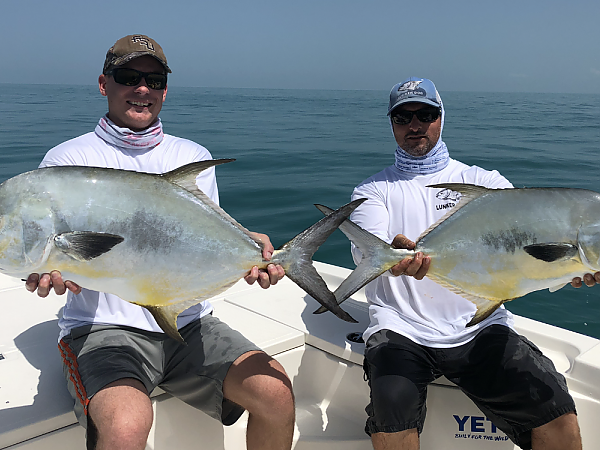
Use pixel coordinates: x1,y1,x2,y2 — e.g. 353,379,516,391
25,35,294,450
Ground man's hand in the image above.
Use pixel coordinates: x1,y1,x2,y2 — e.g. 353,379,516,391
389,234,430,280
571,272,600,288
244,232,285,289
25,271,82,297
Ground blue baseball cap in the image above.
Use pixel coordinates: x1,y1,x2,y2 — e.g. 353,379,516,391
387,77,442,115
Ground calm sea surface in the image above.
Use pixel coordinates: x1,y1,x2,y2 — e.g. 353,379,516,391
1,84,599,338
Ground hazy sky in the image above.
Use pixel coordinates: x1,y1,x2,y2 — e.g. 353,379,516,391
2,0,599,93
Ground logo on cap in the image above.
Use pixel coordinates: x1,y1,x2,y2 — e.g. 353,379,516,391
398,80,422,92
131,35,155,52
397,80,426,100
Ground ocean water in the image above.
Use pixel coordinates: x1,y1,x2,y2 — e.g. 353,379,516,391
1,83,599,338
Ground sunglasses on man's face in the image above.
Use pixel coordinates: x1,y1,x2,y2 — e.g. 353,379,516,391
106,68,167,90
390,107,441,125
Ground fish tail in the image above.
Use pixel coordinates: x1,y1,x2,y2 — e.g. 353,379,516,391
313,204,412,313
144,305,186,344
275,199,367,323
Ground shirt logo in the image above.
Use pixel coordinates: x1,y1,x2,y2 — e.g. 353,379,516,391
436,188,461,202
131,35,155,52
435,188,460,211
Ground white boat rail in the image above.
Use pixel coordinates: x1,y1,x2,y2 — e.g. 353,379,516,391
1,262,598,449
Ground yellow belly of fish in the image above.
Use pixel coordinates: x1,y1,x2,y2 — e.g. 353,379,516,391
429,254,586,301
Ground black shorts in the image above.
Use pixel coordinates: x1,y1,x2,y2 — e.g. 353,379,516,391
363,325,576,449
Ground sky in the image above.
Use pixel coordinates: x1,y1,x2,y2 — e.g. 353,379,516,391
1,0,599,94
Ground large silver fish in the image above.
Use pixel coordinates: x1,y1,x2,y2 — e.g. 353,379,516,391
0,160,361,342
316,184,600,325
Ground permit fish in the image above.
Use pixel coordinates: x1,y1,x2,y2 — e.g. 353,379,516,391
0,160,361,342
315,184,600,325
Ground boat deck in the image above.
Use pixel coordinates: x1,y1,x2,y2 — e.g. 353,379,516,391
1,262,599,449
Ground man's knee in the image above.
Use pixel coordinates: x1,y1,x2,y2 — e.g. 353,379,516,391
86,379,153,450
536,411,579,434
86,415,99,450
86,410,153,450
537,411,580,432
225,352,295,421
371,374,421,420
246,362,294,421
531,411,581,450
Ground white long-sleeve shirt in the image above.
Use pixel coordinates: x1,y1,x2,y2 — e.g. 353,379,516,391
40,132,218,340
352,159,515,347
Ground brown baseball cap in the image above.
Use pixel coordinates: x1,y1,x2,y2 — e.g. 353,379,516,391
103,34,172,74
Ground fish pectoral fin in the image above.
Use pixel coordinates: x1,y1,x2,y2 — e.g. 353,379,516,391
523,243,578,263
466,297,505,327
54,231,124,261
142,304,187,344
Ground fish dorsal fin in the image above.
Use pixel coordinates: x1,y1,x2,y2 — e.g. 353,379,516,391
418,184,496,242
428,183,491,199
162,159,261,247
54,231,124,261
523,243,579,263
161,159,235,194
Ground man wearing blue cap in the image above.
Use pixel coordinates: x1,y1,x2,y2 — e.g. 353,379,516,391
350,77,585,449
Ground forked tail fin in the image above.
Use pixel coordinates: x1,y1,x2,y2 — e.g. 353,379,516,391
313,204,411,313
274,199,367,323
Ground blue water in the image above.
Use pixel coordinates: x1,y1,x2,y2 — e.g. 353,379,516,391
1,84,599,338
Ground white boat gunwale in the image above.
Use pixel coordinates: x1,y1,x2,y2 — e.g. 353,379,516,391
1,262,599,449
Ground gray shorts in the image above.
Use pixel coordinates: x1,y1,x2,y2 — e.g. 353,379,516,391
58,314,261,429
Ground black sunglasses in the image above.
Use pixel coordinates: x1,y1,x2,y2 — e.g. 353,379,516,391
106,68,167,90
391,107,441,125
